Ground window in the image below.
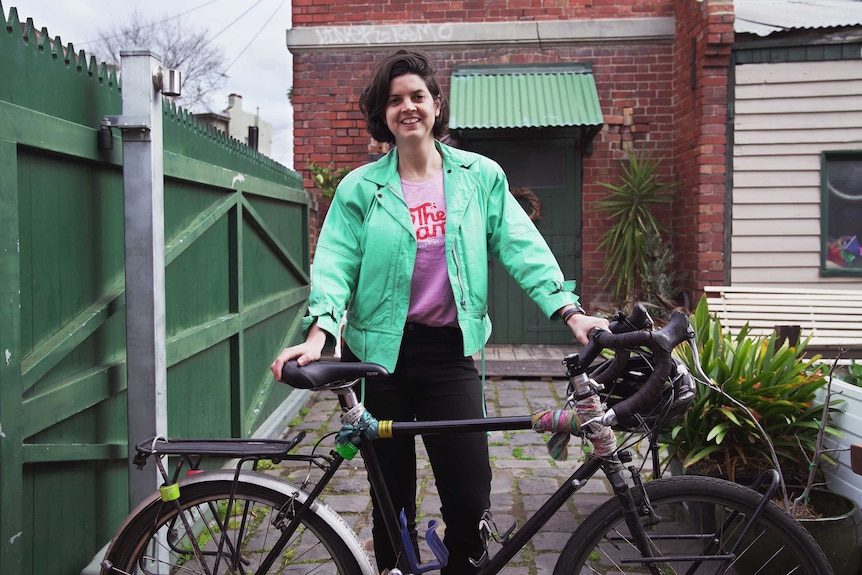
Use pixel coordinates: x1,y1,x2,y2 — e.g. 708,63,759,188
822,151,862,275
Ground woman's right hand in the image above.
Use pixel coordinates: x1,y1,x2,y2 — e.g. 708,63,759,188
270,324,328,381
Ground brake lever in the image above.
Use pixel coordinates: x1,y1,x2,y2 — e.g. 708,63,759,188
685,332,712,386
581,411,617,429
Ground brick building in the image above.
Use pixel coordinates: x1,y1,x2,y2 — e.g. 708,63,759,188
286,0,733,343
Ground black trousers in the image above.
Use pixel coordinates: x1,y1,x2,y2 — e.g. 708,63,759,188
343,324,491,575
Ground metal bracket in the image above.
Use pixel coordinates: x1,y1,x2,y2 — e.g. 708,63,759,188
153,66,182,97
103,115,152,130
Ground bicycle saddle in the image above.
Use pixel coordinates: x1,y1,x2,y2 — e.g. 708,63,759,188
280,360,390,390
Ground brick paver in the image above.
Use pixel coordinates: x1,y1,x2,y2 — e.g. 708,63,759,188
263,375,632,574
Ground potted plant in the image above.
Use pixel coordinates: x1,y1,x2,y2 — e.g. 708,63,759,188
595,148,676,310
666,295,862,574
817,363,862,507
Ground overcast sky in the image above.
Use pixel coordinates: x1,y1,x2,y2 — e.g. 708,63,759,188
9,0,295,168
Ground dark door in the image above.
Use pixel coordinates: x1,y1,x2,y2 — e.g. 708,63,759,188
467,136,583,344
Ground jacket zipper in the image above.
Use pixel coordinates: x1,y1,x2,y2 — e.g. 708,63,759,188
452,242,468,310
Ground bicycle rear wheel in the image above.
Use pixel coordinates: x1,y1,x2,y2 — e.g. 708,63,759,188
101,475,368,575
555,474,834,575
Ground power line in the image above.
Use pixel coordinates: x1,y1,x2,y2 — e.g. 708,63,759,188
99,0,282,74
224,0,287,73
199,0,268,51
75,0,225,46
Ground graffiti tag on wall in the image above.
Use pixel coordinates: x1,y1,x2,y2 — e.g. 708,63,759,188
314,24,455,45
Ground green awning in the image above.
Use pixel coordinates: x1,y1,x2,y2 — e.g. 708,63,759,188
449,64,604,131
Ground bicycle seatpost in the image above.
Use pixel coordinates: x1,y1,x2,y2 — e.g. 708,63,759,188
334,385,361,412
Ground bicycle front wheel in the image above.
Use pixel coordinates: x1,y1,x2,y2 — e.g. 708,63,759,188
555,474,834,575
101,474,369,575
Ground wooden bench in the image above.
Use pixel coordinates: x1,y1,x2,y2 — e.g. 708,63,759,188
703,285,862,358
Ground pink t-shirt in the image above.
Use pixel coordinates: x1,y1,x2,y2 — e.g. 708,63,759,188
401,171,458,327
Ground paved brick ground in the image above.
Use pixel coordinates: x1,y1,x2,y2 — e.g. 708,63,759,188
263,377,632,575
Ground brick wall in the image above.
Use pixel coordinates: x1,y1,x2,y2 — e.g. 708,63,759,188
671,0,734,298
291,0,730,308
292,0,673,26
584,40,679,306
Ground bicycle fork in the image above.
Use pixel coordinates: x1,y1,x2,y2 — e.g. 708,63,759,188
569,369,665,575
605,460,666,575
605,461,785,575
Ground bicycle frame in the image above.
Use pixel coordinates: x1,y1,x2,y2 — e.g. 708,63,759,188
330,385,625,575
122,390,790,575
130,393,630,575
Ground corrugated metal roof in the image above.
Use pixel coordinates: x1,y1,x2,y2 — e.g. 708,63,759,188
449,65,604,130
735,0,862,37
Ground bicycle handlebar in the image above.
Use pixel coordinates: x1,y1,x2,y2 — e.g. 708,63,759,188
567,308,694,426
606,302,654,333
278,304,695,433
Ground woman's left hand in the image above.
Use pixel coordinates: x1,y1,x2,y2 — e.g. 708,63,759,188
566,313,609,345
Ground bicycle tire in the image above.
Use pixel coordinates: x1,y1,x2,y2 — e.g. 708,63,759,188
101,475,368,575
554,474,834,575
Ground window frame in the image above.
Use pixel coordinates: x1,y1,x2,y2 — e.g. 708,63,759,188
820,149,862,277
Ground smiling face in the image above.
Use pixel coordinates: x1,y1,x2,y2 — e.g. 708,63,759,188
384,73,441,146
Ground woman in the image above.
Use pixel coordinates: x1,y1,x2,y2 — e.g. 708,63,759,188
271,49,609,575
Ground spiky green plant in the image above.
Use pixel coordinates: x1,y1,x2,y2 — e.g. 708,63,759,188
666,296,843,510
596,149,674,305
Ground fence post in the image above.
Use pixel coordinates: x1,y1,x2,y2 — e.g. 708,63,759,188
775,324,801,349
105,49,178,509
0,138,23,575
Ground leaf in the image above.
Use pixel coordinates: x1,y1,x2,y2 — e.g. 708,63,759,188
595,148,675,303
717,407,742,425
307,160,352,198
707,422,732,442
683,445,725,467
662,294,840,490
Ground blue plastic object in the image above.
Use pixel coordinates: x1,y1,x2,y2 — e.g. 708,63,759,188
398,509,449,573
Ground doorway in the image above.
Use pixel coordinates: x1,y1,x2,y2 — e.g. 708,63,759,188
466,134,583,344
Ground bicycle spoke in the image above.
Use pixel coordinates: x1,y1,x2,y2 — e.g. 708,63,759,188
104,480,362,574
556,475,833,575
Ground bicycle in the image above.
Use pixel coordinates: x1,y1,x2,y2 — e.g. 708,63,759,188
99,305,834,574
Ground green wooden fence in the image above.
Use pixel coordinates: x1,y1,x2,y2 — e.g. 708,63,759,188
0,5,310,574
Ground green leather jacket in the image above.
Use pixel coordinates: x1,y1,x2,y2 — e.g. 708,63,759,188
303,141,579,371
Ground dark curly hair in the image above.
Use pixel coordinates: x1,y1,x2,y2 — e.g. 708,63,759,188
358,49,450,144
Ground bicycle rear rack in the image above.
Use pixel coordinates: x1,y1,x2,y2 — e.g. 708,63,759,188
133,432,308,485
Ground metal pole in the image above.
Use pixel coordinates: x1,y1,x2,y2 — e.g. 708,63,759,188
111,49,169,509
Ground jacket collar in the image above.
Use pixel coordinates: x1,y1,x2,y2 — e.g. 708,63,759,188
361,141,482,234
361,141,480,189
